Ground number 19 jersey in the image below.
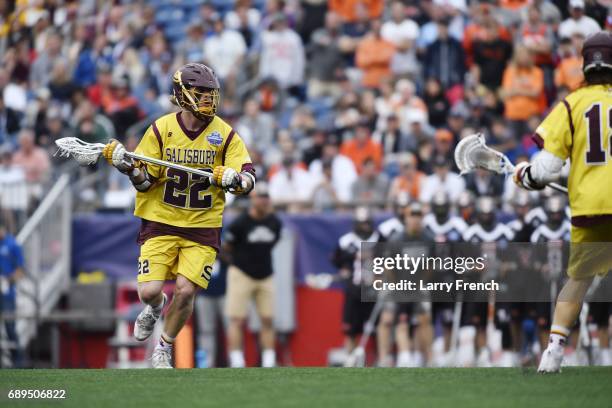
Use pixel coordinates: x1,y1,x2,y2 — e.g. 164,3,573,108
535,85,612,218
134,112,252,229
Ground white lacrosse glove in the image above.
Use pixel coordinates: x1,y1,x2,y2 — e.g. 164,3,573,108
103,139,135,174
513,162,544,191
212,165,247,193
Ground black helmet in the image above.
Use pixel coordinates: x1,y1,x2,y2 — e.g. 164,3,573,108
171,63,221,119
582,31,612,74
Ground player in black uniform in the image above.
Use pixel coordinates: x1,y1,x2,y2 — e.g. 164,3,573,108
422,192,468,365
332,207,378,359
461,196,515,367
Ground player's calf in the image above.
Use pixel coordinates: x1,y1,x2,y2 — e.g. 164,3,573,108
134,293,167,341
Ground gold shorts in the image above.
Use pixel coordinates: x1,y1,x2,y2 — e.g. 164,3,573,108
225,265,274,319
568,220,612,279
138,235,217,289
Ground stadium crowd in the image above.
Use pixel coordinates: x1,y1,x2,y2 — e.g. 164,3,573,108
1,0,610,221
1,0,612,368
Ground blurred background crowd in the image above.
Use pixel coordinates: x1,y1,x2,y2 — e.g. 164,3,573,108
1,0,610,229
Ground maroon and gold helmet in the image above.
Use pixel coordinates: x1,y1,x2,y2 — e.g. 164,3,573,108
171,63,221,119
582,31,612,74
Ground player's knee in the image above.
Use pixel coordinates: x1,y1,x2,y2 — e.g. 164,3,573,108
173,282,198,308
138,284,163,305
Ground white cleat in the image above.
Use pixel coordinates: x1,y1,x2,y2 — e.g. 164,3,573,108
134,294,167,341
538,347,563,373
151,345,173,369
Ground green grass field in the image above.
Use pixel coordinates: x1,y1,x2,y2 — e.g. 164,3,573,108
1,367,612,408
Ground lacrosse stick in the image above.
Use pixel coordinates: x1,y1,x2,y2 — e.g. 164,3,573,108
344,297,386,368
454,133,568,194
55,137,214,181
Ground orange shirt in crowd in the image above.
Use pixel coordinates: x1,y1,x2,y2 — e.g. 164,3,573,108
500,0,528,10
340,138,383,174
328,0,383,23
555,56,584,92
355,36,395,88
502,65,545,121
391,172,424,201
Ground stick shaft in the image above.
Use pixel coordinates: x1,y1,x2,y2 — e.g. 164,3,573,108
125,152,213,180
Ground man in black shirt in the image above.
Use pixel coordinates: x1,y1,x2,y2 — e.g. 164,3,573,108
223,183,282,368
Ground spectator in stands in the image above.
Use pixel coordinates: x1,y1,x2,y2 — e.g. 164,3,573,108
307,11,345,99
465,168,505,197
236,98,276,152
311,159,340,211
204,15,247,98
382,1,419,79
432,129,455,164
101,75,142,138
423,78,450,128
558,0,601,39
0,96,20,146
329,0,383,23
404,109,434,149
178,23,206,63
340,122,383,174
424,16,465,90
463,3,511,67
419,155,465,203
518,5,554,72
521,0,561,26
388,152,424,202
0,147,28,232
309,136,357,203
29,29,66,90
225,0,261,47
12,129,50,190
392,79,428,134
0,218,25,367
351,158,388,206
555,35,585,92
48,59,77,104
355,19,395,88
269,154,314,208
471,21,513,90
501,46,545,137
258,13,305,97
375,113,412,156
301,129,327,166
224,183,282,368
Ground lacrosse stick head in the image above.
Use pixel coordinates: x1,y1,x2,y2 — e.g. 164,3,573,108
55,137,105,166
454,133,515,175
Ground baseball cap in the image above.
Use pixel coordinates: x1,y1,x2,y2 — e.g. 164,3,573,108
569,0,585,9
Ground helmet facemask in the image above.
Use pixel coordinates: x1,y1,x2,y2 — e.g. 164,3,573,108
172,70,220,119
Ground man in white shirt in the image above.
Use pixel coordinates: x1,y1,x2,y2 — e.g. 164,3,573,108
558,0,600,39
258,14,305,91
203,16,247,82
309,140,357,203
381,1,419,45
269,156,315,205
419,155,465,203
